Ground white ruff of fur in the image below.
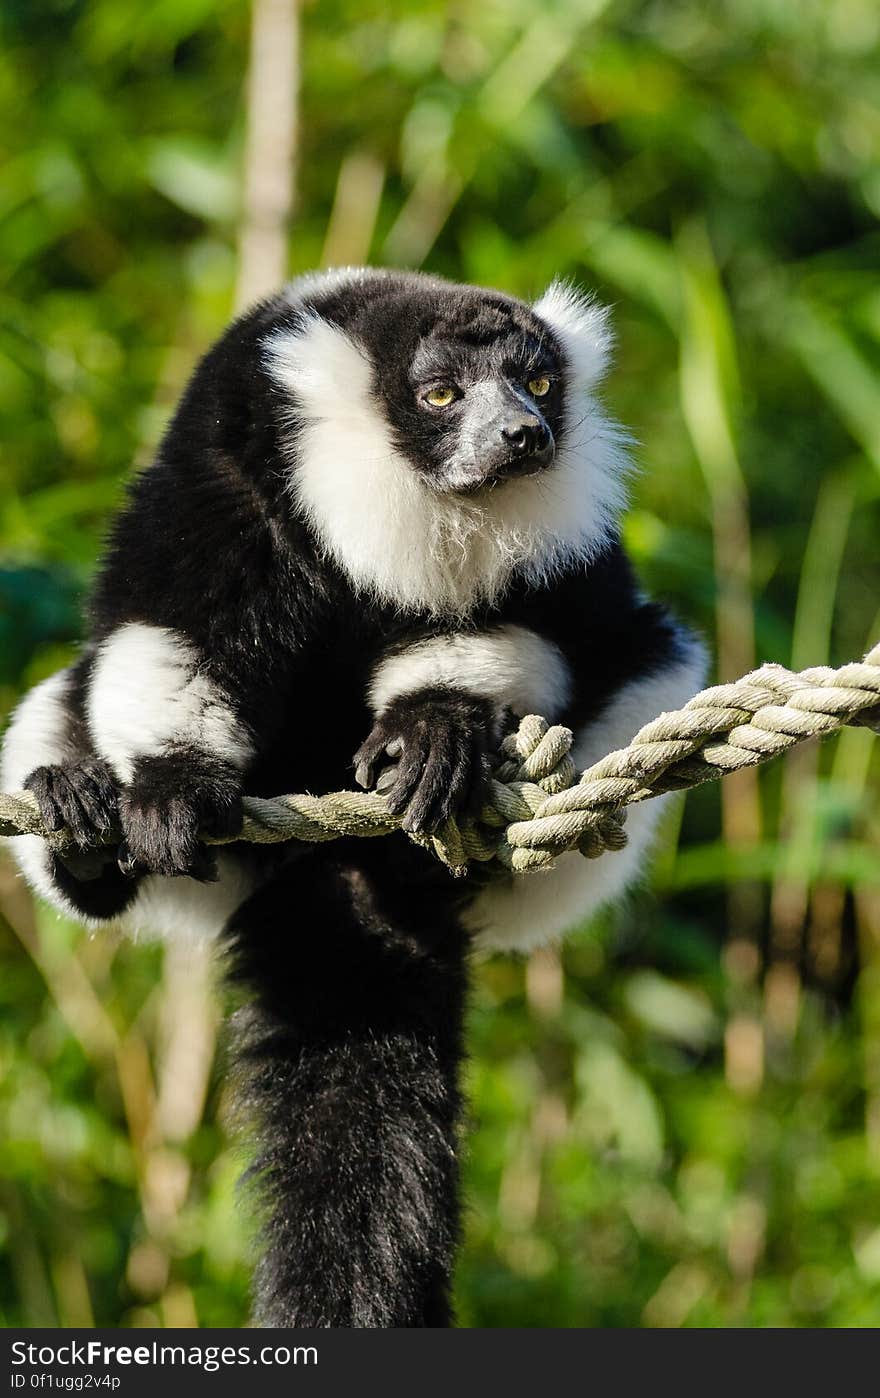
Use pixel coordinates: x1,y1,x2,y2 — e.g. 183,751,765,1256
265,280,631,617
369,626,571,723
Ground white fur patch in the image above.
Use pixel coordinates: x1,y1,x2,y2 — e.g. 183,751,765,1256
464,638,707,953
265,283,629,618
87,623,252,783
121,857,254,947
0,668,83,916
369,625,571,722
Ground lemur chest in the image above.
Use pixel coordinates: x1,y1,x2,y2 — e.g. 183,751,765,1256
245,609,574,801
246,648,375,799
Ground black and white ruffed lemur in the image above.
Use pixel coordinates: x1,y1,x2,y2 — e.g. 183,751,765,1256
1,268,705,1327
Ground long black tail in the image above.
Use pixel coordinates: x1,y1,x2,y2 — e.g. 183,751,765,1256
224,846,468,1328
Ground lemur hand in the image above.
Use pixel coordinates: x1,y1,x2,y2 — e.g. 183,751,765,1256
353,688,494,835
24,759,122,880
117,755,243,881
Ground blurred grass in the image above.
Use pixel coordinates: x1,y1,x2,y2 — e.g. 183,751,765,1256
1,0,879,1327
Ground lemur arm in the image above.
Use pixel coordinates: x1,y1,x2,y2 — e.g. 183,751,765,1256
4,619,258,930
83,621,255,877
13,446,294,893
355,623,573,833
354,546,706,839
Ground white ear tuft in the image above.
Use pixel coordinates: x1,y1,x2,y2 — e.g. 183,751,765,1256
264,314,371,409
533,280,613,390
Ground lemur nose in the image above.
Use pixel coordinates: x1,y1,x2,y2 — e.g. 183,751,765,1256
502,418,548,456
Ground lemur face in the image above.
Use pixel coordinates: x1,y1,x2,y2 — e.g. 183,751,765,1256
355,288,566,495
266,270,626,615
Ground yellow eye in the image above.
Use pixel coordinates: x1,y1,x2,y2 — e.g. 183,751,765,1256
424,386,456,408
528,376,551,398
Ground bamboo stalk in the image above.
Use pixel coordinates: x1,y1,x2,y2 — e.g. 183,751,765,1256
235,0,300,311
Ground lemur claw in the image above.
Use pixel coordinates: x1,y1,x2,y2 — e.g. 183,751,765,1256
117,755,242,882
24,759,120,848
353,688,494,835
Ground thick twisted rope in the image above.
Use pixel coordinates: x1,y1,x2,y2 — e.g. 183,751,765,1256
1,645,878,877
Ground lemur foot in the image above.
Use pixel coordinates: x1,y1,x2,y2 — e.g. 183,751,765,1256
353,688,494,834
24,759,121,881
118,755,244,881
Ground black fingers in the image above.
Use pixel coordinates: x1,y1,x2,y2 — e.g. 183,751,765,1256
352,688,495,836
22,755,246,887
117,789,209,879
24,760,120,850
117,754,243,881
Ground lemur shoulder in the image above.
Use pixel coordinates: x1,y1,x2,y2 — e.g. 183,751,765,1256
1,268,705,1326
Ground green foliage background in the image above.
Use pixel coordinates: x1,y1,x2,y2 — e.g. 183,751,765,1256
1,0,879,1328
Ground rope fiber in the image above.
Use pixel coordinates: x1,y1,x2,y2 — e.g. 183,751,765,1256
1,645,878,877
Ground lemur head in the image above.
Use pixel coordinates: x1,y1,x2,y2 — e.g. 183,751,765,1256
331,280,563,495
266,268,630,615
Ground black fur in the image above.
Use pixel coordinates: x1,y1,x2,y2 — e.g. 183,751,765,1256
230,845,467,1327
13,269,696,1327
117,752,243,880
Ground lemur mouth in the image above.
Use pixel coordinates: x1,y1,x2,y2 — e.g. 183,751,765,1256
496,452,555,481
452,464,552,497
481,442,557,489
442,441,556,496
